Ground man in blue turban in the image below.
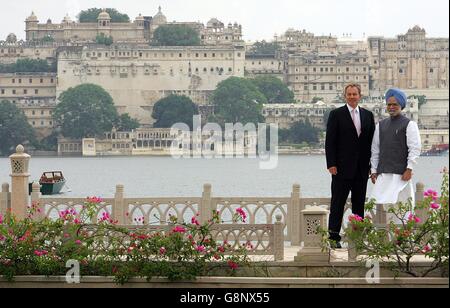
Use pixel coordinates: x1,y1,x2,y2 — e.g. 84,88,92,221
385,88,407,110
369,88,421,223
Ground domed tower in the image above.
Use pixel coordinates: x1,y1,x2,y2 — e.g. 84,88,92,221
97,9,112,38
62,14,72,24
25,11,39,41
98,9,111,27
152,6,167,25
6,33,17,44
134,13,145,27
207,18,224,31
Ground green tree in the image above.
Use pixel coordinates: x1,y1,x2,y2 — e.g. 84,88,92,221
284,119,319,144
0,59,55,73
152,25,201,46
35,131,58,151
250,76,294,104
37,34,54,43
0,100,36,156
54,84,119,139
210,77,267,126
115,113,140,131
96,33,113,45
78,8,130,23
248,40,281,55
152,95,199,130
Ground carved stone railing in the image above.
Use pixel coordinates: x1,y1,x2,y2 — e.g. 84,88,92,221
3,179,426,250
125,198,201,225
1,145,430,255
68,215,284,261
37,197,114,224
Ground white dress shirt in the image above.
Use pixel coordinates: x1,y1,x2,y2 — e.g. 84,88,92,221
346,104,361,136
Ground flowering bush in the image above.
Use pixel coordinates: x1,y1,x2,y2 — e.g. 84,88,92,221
344,169,449,277
0,198,249,284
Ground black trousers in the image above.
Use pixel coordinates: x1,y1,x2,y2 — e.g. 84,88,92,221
328,172,367,242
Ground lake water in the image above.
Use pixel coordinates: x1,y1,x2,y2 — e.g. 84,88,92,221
0,155,447,198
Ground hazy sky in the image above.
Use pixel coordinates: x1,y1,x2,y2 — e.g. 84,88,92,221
1,0,449,42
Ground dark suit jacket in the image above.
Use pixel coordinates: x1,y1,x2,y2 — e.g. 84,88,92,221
325,105,375,180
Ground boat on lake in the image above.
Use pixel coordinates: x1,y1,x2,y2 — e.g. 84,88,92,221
29,171,66,195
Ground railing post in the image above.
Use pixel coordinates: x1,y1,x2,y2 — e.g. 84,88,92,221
9,145,31,220
294,206,329,264
347,238,358,262
30,182,43,220
415,182,427,224
0,183,11,215
373,204,387,227
114,184,126,225
274,215,284,261
289,184,301,246
200,183,212,224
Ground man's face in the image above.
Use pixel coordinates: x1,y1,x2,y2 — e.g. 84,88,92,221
345,87,361,108
386,96,402,117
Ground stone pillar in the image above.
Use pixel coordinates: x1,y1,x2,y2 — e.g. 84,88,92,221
294,206,329,263
9,145,31,220
274,215,284,261
347,239,358,262
30,182,43,220
114,184,126,225
373,204,387,227
289,183,301,245
200,184,212,224
0,183,10,215
415,182,427,224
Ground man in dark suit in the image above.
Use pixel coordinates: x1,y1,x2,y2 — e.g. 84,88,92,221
325,83,375,247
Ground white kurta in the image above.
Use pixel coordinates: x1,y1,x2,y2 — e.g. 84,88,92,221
370,120,421,205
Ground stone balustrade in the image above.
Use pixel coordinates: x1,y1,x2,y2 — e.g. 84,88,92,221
0,145,431,264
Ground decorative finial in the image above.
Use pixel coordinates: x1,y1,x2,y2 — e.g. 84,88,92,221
16,145,24,154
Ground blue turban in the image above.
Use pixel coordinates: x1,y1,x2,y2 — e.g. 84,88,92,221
385,88,407,110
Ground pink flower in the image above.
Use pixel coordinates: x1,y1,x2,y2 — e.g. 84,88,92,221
236,208,247,222
86,196,103,204
422,244,432,253
195,245,206,253
34,250,48,257
349,214,363,223
424,189,438,201
217,246,225,253
430,203,440,210
0,214,3,224
227,260,239,270
74,218,81,224
408,214,421,224
75,240,82,245
191,216,200,226
172,226,186,233
64,233,70,238
159,247,166,255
